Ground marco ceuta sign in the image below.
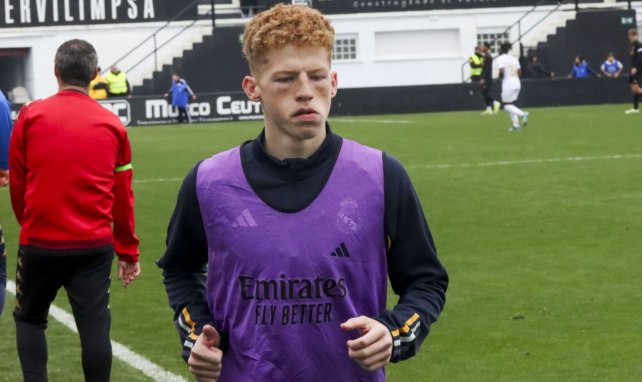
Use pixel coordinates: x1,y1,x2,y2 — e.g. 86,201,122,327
0,0,197,27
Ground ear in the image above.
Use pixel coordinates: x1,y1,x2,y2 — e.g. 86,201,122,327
330,71,338,98
92,67,99,81
242,75,261,102
54,65,60,79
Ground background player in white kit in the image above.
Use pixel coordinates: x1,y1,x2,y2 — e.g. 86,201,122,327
496,42,529,131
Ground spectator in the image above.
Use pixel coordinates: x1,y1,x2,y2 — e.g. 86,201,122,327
0,89,11,317
9,39,140,381
468,45,484,83
106,65,131,98
164,73,196,123
89,66,109,100
568,55,599,78
600,53,623,78
525,55,554,78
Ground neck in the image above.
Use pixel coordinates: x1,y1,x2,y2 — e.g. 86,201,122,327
264,126,326,160
59,84,89,94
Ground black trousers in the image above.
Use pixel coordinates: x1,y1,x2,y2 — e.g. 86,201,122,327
14,246,114,382
481,81,495,108
177,107,191,123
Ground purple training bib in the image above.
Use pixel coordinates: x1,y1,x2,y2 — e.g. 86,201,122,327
196,139,388,381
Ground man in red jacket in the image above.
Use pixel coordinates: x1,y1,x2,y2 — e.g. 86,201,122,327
9,39,140,382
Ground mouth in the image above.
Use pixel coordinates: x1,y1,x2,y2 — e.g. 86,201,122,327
293,108,319,120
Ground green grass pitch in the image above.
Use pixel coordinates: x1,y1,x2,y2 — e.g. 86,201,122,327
1,104,641,381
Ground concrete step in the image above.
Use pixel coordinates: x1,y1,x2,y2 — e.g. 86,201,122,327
521,11,577,48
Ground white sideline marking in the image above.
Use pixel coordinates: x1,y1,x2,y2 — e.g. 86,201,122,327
407,154,642,170
6,280,187,382
331,118,413,124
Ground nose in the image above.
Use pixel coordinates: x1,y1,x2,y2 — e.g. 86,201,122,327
295,74,314,102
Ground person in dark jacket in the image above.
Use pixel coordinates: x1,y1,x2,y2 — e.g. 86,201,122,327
479,42,501,115
525,55,554,78
625,28,642,114
158,4,448,382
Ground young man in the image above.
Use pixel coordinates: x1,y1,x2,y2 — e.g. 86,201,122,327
10,39,140,382
625,28,642,114
165,73,196,123
496,42,529,132
0,89,11,317
479,42,501,116
158,4,448,382
600,53,623,78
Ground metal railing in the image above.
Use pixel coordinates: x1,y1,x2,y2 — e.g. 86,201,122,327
460,0,569,82
103,0,214,76
503,0,571,58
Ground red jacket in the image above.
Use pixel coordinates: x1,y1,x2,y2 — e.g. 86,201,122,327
9,90,139,262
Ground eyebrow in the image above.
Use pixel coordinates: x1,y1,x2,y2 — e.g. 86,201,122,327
272,68,327,76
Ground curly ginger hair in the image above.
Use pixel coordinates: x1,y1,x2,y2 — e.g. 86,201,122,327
242,4,335,72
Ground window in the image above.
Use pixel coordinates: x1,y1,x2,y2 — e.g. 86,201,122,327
477,32,509,55
333,36,358,61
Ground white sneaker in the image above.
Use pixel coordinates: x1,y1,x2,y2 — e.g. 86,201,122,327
481,109,493,116
624,108,640,114
508,126,520,132
521,112,529,127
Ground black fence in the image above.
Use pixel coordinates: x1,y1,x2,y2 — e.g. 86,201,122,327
11,76,631,126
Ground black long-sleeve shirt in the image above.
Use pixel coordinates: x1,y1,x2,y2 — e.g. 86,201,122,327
630,40,642,71
481,52,493,82
157,127,448,364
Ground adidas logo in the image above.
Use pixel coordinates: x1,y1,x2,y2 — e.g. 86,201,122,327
330,243,351,258
231,209,258,228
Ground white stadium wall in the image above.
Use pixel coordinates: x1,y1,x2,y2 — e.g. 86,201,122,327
0,20,210,99
1,1,641,99
329,3,642,88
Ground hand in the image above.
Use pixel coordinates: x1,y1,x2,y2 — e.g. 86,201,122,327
118,261,141,288
0,169,9,187
632,68,638,76
164,93,169,97
188,325,223,382
192,95,197,100
340,316,393,372
479,79,485,86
